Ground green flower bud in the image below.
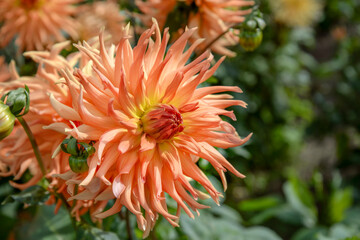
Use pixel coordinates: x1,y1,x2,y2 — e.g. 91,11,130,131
1,86,30,117
0,101,15,140
69,156,89,173
239,28,263,52
237,7,265,52
245,20,257,30
255,17,266,30
61,137,95,173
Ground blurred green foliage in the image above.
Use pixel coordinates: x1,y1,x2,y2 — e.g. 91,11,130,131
0,0,360,239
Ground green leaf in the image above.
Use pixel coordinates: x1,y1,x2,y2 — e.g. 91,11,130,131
209,205,242,223
180,206,281,240
77,226,120,240
238,196,282,212
249,204,303,226
329,187,353,223
15,205,76,240
242,226,282,240
291,227,327,240
2,185,50,206
0,213,16,240
328,224,360,239
342,236,360,240
283,179,317,227
342,207,360,226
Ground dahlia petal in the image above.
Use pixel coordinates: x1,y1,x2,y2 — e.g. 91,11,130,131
148,150,163,198
68,189,97,201
10,175,42,190
98,129,126,160
193,86,242,100
96,146,120,185
163,167,194,219
112,175,126,198
77,86,118,128
44,122,71,135
95,187,115,201
140,134,156,152
159,142,182,180
70,124,104,140
174,181,209,210
95,198,122,219
79,154,99,186
118,151,138,175
200,142,246,178
108,99,137,130
13,158,32,180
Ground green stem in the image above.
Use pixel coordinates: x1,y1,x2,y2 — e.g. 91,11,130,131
125,209,134,240
195,24,235,58
119,210,134,240
17,116,46,176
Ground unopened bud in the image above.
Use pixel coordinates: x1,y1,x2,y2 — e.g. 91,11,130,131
238,8,266,52
1,86,30,117
61,137,95,173
141,104,184,141
0,101,15,140
239,28,263,52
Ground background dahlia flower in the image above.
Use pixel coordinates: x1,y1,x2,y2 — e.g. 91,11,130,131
47,20,251,237
270,0,323,27
0,0,80,51
0,41,108,219
0,57,11,82
136,0,254,57
75,0,127,44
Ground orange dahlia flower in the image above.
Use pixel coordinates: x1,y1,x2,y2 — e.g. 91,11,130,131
48,20,251,236
75,0,127,44
0,41,108,218
0,0,80,51
136,0,178,29
136,0,254,56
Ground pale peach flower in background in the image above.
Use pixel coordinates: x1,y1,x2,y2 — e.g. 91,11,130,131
0,57,11,82
75,0,127,44
0,42,72,189
48,21,251,237
136,0,178,29
136,0,254,56
0,0,80,51
188,0,255,57
270,0,323,27
0,41,108,218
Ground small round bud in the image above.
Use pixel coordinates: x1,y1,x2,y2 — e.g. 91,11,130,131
61,137,95,173
237,7,265,52
0,102,15,140
245,20,257,30
1,86,30,117
255,17,266,30
69,155,89,173
239,28,263,52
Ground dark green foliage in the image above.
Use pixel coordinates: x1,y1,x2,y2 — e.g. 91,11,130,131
2,185,49,206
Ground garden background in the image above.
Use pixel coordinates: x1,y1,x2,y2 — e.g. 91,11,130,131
0,0,359,239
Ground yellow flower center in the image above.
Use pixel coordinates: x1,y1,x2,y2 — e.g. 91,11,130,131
141,104,184,141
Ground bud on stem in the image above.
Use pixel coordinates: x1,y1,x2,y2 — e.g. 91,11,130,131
238,8,266,52
0,101,15,140
1,85,30,117
61,137,96,173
